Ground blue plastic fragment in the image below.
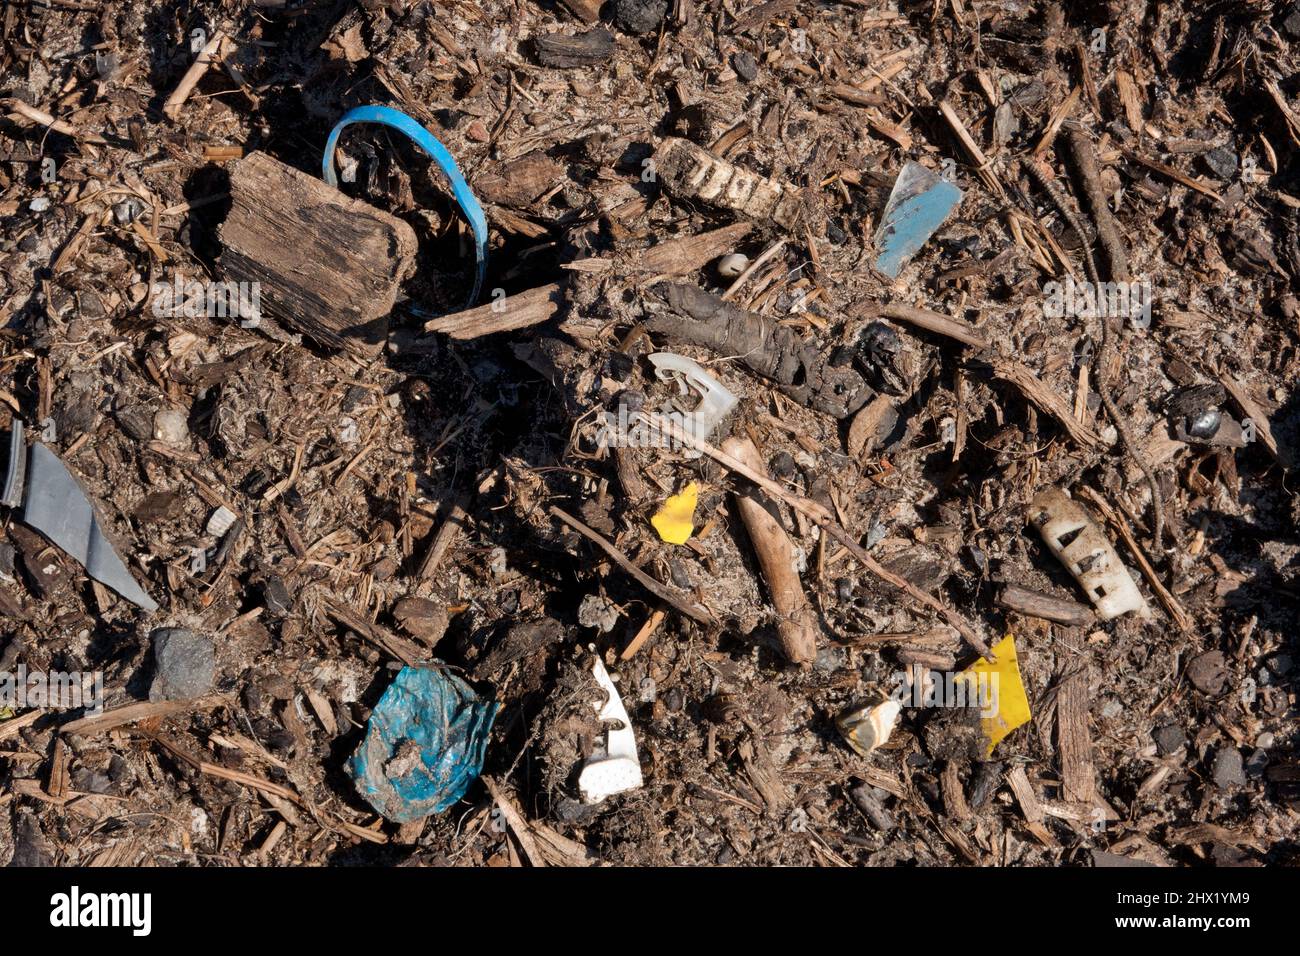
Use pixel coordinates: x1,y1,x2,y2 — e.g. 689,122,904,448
348,665,499,822
322,105,489,309
873,161,963,279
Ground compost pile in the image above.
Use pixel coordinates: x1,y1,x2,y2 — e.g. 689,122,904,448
0,0,1298,867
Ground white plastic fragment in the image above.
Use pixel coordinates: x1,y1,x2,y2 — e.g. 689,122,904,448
205,505,238,537
647,352,738,459
1028,486,1150,621
578,655,644,804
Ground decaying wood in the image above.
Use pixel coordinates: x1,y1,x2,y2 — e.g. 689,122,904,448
417,491,472,580
533,27,614,68
1056,668,1098,804
1060,128,1165,554
219,151,418,354
648,282,873,419
722,437,817,668
60,696,227,736
874,303,990,350
163,30,227,120
1006,765,1056,846
998,584,1094,626
990,358,1103,449
1219,373,1288,468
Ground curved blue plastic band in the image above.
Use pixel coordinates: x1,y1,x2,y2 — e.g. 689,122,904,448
323,105,488,309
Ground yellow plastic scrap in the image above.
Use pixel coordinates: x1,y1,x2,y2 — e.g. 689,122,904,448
960,633,1031,757
651,482,699,545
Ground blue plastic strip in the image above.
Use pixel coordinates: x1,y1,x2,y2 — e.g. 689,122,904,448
323,105,488,309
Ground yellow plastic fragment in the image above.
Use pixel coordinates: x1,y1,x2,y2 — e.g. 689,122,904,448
960,633,1031,757
651,482,699,545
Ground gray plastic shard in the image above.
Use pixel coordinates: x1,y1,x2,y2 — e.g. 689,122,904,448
21,443,158,612
1,422,24,508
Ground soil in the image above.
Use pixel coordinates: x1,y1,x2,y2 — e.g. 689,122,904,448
0,0,1298,867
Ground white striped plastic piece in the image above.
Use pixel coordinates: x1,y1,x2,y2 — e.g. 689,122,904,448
1029,487,1150,621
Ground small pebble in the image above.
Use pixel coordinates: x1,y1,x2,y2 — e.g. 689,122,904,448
1153,723,1186,755
1186,650,1229,695
148,628,216,702
717,252,749,278
1202,146,1238,181
1211,747,1246,788
29,197,50,213
731,50,758,82
152,407,189,446
1245,748,1269,778
1286,5,1300,38
1256,731,1275,749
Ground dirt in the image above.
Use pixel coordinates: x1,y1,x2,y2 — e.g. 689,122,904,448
0,0,1298,867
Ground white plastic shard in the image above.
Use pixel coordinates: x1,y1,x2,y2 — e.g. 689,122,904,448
1028,486,1150,621
22,442,158,612
578,654,644,804
647,352,738,459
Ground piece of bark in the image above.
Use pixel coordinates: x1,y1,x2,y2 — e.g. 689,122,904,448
1057,668,1098,804
874,303,990,350
426,284,566,339
998,584,1094,626
1007,765,1057,846
534,28,615,68
722,437,817,668
475,151,564,208
990,358,1103,449
219,151,418,355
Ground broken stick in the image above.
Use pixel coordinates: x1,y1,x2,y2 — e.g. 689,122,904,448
722,437,818,668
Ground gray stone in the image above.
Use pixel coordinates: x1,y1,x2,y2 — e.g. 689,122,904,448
1211,746,1246,788
1153,723,1186,755
148,627,215,701
1203,147,1238,180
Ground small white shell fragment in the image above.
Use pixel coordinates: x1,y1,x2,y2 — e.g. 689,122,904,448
578,655,644,804
1028,486,1150,621
152,407,189,446
717,252,750,278
837,699,902,757
205,505,238,537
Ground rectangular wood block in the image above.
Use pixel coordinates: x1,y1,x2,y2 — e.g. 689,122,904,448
219,151,418,354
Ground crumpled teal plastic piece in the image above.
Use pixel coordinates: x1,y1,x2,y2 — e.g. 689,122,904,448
348,665,499,822
874,161,962,278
